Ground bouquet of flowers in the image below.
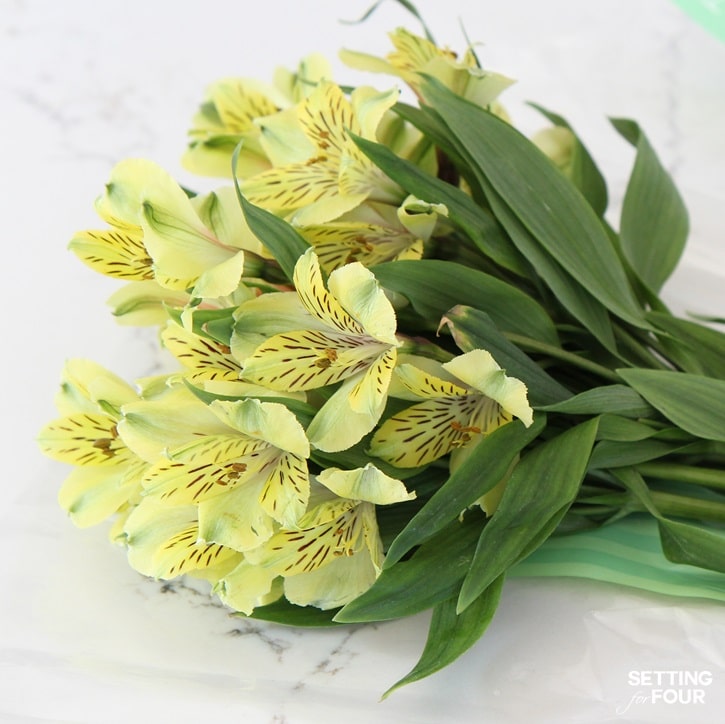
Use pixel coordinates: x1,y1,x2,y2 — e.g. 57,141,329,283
38,4,725,695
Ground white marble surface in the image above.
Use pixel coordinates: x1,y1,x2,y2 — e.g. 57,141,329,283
3,0,725,721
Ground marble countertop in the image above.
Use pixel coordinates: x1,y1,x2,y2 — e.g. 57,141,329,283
3,1,724,721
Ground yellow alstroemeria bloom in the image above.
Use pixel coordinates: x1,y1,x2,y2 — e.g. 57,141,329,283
340,27,514,108
84,159,267,299
37,359,147,527
237,248,400,452
184,53,332,178
123,499,243,582
298,195,447,272
369,349,533,468
242,80,404,225
126,396,311,552
215,464,415,612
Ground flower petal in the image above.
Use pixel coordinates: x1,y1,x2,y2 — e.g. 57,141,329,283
293,248,363,333
161,322,242,382
283,548,377,609
210,399,310,458
58,459,146,527
369,395,482,467
306,372,386,452
242,328,377,391
327,261,398,343
214,560,281,615
125,500,237,579
69,226,153,281
443,349,533,426
258,452,310,528
38,413,130,467
247,499,362,576
198,478,275,552
317,464,415,505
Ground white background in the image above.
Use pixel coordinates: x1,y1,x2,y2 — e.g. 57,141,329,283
2,1,724,722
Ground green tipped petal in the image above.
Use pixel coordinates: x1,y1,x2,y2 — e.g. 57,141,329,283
443,350,533,427
215,560,281,614
283,548,377,609
198,479,275,552
59,460,145,527
327,261,398,344
210,399,310,457
125,499,238,579
317,464,415,505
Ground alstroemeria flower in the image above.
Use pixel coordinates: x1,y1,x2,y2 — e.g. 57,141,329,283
183,53,332,178
123,500,242,581
37,359,147,527
215,464,415,612
369,349,533,468
87,159,267,299
298,196,447,272
340,27,514,108
236,248,400,451
242,80,405,225
133,397,311,551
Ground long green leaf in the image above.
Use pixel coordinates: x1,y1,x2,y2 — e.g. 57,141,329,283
334,512,484,623
612,118,689,293
618,368,725,442
442,306,572,407
588,437,694,470
231,144,309,281
421,79,647,329
529,103,608,216
373,259,560,345
539,384,654,418
475,170,619,353
649,311,725,378
658,519,725,574
246,599,343,627
352,132,530,276
457,419,599,611
383,576,505,698
384,415,546,568
613,467,725,574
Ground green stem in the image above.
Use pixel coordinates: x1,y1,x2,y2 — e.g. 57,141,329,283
649,491,725,523
505,333,621,383
614,325,672,370
636,463,725,492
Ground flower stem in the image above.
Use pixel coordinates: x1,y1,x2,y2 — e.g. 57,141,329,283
504,333,621,383
636,462,725,492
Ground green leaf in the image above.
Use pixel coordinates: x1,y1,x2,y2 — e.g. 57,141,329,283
613,467,725,574
383,576,505,698
442,306,572,407
612,118,689,293
588,437,694,470
457,419,599,612
596,415,662,442
539,384,655,418
333,512,484,623
649,311,725,378
373,259,560,346
245,598,343,626
231,144,309,281
474,170,619,353
421,79,647,330
529,103,608,216
618,368,725,442
384,415,546,568
658,519,725,574
352,132,530,276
